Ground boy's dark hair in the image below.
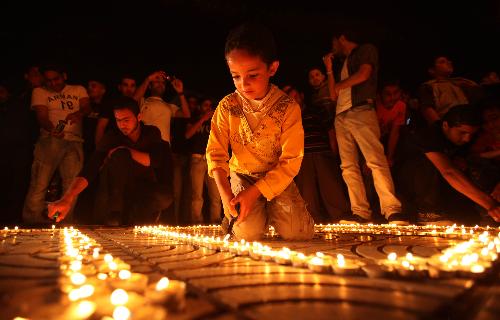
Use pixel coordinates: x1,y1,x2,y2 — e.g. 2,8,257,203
40,63,66,75
224,22,278,65
442,104,482,127
378,79,401,92
118,73,137,83
111,96,140,116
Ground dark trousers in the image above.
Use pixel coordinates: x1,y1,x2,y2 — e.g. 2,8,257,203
394,157,479,224
93,149,173,225
295,151,350,222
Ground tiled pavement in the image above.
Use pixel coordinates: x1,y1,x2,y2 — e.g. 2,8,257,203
1,226,499,320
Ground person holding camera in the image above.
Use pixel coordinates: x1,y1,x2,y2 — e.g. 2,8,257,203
23,64,91,224
133,70,191,144
185,97,222,224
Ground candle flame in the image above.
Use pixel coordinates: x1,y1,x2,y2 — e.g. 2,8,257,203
156,277,169,291
113,305,131,320
110,289,128,305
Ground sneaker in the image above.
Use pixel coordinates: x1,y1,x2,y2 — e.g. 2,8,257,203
387,212,410,226
417,212,455,226
339,214,372,225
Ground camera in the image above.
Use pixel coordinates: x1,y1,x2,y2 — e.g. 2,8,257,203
54,120,67,134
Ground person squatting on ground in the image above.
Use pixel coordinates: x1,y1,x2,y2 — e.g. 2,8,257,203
206,22,315,241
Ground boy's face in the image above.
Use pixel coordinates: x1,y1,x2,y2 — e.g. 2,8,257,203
226,49,279,100
44,70,66,92
200,99,212,113
308,69,325,88
87,80,106,100
114,108,140,137
431,56,453,78
118,78,136,97
380,85,401,109
442,122,478,146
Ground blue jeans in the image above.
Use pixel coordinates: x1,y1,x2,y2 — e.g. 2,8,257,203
190,154,222,224
23,136,83,223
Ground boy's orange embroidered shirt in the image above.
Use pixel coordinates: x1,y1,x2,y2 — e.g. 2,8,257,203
206,86,304,200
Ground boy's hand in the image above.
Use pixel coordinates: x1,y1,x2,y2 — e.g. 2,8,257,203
230,185,262,225
220,190,238,218
48,198,73,222
171,78,184,93
322,52,334,72
148,71,167,82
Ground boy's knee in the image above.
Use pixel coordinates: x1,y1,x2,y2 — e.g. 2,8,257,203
233,224,264,242
278,223,315,241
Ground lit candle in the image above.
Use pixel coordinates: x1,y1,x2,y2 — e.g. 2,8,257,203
145,277,186,312
331,254,363,276
307,252,332,273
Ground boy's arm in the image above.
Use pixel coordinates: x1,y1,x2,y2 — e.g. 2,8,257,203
47,177,88,222
212,168,238,218
386,123,402,167
425,151,498,211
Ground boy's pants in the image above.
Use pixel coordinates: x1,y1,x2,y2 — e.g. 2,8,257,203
223,171,315,241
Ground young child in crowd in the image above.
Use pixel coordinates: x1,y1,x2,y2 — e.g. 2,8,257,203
206,22,315,241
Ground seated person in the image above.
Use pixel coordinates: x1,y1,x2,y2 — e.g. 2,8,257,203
394,104,500,225
48,96,173,225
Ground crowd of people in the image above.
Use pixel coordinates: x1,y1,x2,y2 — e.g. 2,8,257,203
1,22,499,240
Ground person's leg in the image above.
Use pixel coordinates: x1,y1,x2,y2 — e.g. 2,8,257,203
228,172,267,241
22,137,64,224
57,141,83,223
99,148,134,225
190,156,206,224
335,113,372,219
294,153,324,222
267,181,315,240
315,151,351,221
129,179,173,225
171,153,184,225
350,108,401,219
204,159,222,223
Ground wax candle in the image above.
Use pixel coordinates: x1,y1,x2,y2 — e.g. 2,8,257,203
145,277,186,312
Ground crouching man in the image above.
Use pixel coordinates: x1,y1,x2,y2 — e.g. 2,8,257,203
48,96,173,225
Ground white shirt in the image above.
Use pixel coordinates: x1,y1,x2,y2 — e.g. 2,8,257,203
336,59,353,115
140,96,179,142
31,84,89,142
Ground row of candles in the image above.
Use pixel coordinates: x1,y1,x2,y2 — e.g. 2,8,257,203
6,226,186,320
158,223,496,240
134,224,499,279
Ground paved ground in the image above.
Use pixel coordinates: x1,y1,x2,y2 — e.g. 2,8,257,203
0,225,499,320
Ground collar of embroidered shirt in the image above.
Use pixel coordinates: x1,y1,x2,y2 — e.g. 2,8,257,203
237,84,276,113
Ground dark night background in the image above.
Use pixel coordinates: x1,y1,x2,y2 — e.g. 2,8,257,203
1,0,500,99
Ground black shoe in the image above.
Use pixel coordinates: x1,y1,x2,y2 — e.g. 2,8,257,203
339,214,372,225
387,212,410,226
417,212,455,226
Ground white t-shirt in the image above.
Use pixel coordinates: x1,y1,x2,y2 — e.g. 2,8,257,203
31,85,89,141
336,59,353,115
140,96,179,142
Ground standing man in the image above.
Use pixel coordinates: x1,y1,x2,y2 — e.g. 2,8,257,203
323,28,407,225
23,64,91,223
134,71,191,144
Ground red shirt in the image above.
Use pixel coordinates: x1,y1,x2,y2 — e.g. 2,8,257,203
376,100,406,138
